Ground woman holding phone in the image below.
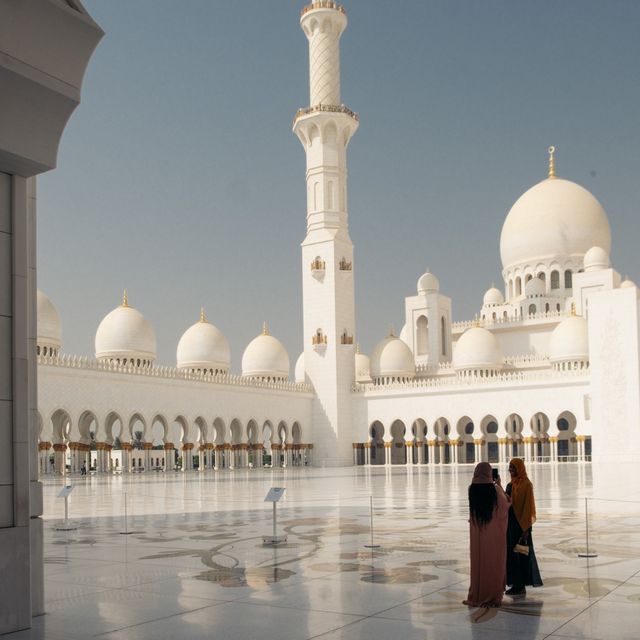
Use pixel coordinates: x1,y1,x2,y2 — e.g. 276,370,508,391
505,458,543,596
464,462,510,607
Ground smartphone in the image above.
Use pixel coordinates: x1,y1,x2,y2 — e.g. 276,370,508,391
492,468,499,481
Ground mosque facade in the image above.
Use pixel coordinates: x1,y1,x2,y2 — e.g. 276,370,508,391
37,0,640,476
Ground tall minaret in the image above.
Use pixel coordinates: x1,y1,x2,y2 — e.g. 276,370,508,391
293,1,358,467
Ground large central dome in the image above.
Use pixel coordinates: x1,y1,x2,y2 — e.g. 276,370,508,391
500,177,611,271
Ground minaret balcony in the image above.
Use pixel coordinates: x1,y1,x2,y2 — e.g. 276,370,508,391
339,258,352,271
293,104,359,126
340,333,354,345
301,1,346,17
310,258,326,272
312,332,328,348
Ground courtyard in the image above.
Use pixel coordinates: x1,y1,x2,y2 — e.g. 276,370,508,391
11,463,640,639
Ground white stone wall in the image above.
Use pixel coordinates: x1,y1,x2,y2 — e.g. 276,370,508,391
588,287,640,460
38,361,314,446
353,374,587,437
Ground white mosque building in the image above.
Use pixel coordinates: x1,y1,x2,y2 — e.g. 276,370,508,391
36,0,640,476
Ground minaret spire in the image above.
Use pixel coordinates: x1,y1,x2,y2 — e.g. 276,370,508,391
548,145,556,179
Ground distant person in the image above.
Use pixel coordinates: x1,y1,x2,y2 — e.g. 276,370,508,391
505,458,543,596
464,462,510,608
81,461,86,476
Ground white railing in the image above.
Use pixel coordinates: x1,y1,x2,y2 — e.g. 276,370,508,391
504,354,551,366
415,361,454,375
37,354,312,393
452,309,564,332
353,366,589,393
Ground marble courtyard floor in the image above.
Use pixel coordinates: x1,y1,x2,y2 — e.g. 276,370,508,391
9,462,640,639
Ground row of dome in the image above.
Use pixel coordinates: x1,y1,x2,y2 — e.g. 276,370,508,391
37,291,290,379
38,286,594,382
356,310,591,382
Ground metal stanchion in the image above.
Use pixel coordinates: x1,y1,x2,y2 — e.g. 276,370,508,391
364,495,380,549
120,491,134,535
578,497,597,558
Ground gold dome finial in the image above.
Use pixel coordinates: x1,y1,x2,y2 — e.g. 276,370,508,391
388,324,395,338
121,290,129,307
548,145,556,179
262,321,269,336
199,307,206,323
473,314,480,327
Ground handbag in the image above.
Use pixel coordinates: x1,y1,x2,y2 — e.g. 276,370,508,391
514,543,529,556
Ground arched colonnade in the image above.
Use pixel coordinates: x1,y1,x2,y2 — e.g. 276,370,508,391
38,410,311,475
354,410,589,466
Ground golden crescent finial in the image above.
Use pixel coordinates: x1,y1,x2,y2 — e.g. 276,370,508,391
262,321,268,336
122,290,129,307
388,324,395,337
548,145,556,179
199,307,206,323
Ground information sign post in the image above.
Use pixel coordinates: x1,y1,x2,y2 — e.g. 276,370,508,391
55,484,77,531
263,487,287,545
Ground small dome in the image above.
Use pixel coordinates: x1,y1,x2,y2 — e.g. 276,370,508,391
95,293,156,365
176,310,230,373
483,286,504,306
453,327,503,371
583,246,610,272
37,290,62,353
242,324,290,380
500,177,611,271
355,347,371,383
621,278,637,289
549,314,588,362
525,277,546,297
370,335,415,380
417,271,439,295
294,352,305,383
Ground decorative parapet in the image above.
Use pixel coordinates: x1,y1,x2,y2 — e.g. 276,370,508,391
415,362,454,375
301,1,346,16
352,366,589,393
415,355,555,378
452,309,564,332
503,354,552,366
37,353,312,393
293,104,359,125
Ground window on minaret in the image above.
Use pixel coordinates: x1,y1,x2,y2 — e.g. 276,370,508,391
416,315,428,355
327,181,334,209
440,317,447,356
550,270,560,289
313,182,319,211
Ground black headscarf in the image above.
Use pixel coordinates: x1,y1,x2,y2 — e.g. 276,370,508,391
468,462,497,528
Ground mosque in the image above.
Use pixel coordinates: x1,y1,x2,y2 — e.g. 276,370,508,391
36,0,640,476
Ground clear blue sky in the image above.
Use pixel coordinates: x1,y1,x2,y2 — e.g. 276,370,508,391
38,0,640,370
